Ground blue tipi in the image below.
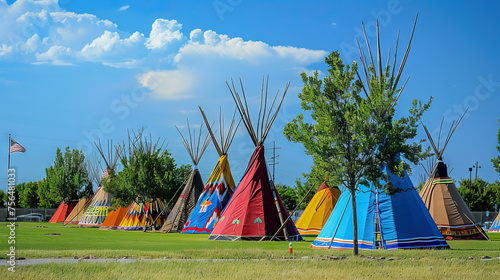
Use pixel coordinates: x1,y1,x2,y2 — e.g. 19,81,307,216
311,165,449,250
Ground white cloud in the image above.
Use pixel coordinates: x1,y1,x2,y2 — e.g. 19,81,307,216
118,5,130,12
146,19,184,50
0,1,328,100
138,70,195,100
35,45,75,65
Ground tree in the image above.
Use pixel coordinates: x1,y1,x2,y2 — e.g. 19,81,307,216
457,178,500,211
13,182,25,207
276,184,299,210
283,18,431,255
19,181,40,208
37,147,89,208
492,119,500,176
483,181,500,211
293,178,317,210
103,133,191,209
37,179,59,208
0,189,7,208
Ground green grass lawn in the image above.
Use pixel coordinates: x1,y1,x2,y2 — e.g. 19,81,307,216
2,222,500,279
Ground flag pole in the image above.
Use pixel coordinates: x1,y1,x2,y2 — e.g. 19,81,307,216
8,134,11,171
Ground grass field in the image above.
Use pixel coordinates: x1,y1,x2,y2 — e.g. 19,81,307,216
2,222,500,279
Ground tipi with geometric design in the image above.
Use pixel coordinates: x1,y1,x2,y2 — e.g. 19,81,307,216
181,107,240,234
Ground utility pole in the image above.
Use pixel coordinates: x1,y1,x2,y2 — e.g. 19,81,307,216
473,161,481,180
468,167,472,190
268,141,281,182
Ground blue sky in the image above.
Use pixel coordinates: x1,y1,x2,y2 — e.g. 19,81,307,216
2,0,500,192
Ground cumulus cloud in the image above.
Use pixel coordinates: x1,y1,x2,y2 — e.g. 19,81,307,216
137,70,195,100
0,0,328,100
146,19,184,50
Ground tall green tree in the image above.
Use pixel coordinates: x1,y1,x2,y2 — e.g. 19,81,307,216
283,19,431,255
103,134,191,208
19,181,40,208
276,184,299,210
38,147,89,207
457,178,500,211
0,189,7,208
492,119,500,176
37,179,58,208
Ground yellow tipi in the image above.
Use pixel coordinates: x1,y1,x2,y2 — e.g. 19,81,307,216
295,182,341,236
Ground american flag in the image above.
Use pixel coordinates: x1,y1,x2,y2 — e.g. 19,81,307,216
10,138,26,153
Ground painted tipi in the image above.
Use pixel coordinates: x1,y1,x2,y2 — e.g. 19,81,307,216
79,141,119,226
181,107,239,234
209,77,302,241
419,119,488,240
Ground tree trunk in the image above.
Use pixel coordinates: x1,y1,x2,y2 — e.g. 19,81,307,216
351,190,359,256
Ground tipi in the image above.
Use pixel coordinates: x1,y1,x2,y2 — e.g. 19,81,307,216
99,207,128,230
79,141,119,226
159,121,211,233
209,77,302,241
312,163,449,249
489,213,500,232
419,118,488,240
48,201,77,223
295,182,341,236
64,160,98,225
118,198,168,230
181,107,240,234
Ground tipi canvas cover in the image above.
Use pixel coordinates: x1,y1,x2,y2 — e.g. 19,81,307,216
420,163,486,240
63,197,92,225
312,165,449,249
209,78,302,241
48,201,77,223
489,213,500,232
295,182,341,236
79,186,112,226
160,168,205,232
160,121,211,233
419,119,487,240
209,147,302,241
118,198,168,230
99,207,128,230
182,107,239,234
182,155,235,233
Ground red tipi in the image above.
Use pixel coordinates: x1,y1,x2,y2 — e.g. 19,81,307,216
209,77,302,241
48,201,78,223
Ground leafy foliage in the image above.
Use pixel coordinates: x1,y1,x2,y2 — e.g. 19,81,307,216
18,181,40,208
0,189,7,208
41,147,89,205
276,184,299,210
458,178,500,211
37,178,58,208
284,51,431,194
284,45,431,255
103,138,191,208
